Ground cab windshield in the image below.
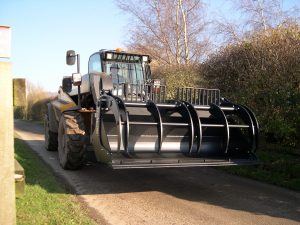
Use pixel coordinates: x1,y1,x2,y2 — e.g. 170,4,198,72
104,61,144,85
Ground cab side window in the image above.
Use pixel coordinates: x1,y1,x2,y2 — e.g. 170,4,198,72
88,54,101,74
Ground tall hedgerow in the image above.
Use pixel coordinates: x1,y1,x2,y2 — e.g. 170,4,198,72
153,65,206,99
14,82,55,121
202,24,300,147
26,83,55,121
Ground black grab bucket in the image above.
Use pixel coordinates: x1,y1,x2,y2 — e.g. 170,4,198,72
96,85,259,169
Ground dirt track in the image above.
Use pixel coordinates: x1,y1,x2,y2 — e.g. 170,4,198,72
15,119,300,225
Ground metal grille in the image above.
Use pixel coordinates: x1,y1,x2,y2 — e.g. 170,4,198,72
113,83,167,103
176,87,220,105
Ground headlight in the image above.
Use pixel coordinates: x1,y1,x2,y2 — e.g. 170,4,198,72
142,56,149,62
106,53,112,59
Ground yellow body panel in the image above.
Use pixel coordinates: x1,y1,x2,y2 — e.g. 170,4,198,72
51,88,78,122
52,100,76,112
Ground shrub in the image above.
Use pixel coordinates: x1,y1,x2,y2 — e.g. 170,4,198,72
14,107,27,119
202,24,300,147
152,64,207,99
14,82,55,121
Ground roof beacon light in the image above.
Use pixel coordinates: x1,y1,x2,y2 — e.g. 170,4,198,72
115,48,123,53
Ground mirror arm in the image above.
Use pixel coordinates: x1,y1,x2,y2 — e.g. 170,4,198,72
73,54,81,108
76,54,80,74
78,85,81,108
76,54,81,108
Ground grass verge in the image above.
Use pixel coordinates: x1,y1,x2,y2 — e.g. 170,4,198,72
15,138,97,225
220,142,300,191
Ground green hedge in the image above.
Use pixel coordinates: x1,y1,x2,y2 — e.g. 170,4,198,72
153,65,206,99
202,24,300,147
14,83,55,121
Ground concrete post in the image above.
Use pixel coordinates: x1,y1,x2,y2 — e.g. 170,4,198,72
0,62,16,224
0,26,16,224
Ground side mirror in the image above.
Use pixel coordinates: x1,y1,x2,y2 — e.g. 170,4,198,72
72,73,82,86
66,50,76,65
62,76,72,93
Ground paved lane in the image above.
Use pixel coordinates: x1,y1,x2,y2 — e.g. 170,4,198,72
15,119,300,225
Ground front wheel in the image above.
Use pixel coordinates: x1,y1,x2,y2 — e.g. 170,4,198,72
58,111,86,170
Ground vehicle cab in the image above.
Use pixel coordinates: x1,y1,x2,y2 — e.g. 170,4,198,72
88,49,151,96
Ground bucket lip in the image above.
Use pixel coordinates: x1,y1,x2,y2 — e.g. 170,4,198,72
110,155,258,169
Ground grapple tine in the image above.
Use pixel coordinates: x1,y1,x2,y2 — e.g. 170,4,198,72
221,99,259,153
175,101,194,155
183,101,202,155
147,100,163,153
113,96,130,154
241,104,259,151
209,103,230,154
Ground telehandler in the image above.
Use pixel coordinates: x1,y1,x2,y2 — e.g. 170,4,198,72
45,49,259,169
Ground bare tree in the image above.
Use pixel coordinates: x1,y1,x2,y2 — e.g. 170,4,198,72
116,0,209,65
238,0,284,31
214,16,243,44
214,0,299,44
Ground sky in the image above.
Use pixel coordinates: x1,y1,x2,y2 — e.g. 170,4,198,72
0,0,299,92
0,0,129,92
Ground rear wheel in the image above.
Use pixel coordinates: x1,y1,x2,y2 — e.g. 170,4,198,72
44,114,58,151
58,111,86,170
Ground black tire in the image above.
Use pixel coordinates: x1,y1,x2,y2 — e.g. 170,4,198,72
58,111,86,170
44,114,58,151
